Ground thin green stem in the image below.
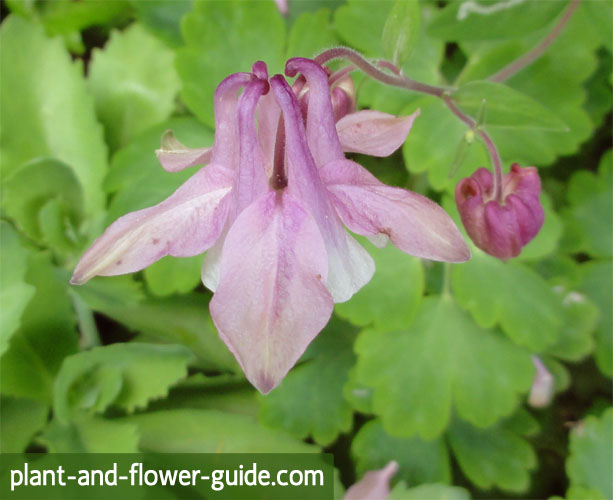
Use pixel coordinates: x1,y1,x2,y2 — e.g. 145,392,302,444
442,262,452,299
443,96,504,202
70,290,101,348
316,5,577,200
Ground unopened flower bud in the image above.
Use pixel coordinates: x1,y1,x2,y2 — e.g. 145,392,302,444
331,74,356,122
455,164,544,259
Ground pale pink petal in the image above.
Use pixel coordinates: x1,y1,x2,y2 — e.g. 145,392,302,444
256,91,281,178
233,79,271,215
201,231,225,292
336,109,420,157
321,159,471,263
344,461,399,500
71,164,233,285
271,75,374,303
210,72,257,169
210,191,333,394
155,130,212,172
285,58,344,166
528,355,554,408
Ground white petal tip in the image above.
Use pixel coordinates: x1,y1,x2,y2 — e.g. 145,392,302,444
255,375,278,395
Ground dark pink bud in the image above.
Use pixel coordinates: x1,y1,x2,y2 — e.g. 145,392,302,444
330,74,356,122
455,164,544,259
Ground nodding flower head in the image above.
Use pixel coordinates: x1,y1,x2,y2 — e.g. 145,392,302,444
71,57,469,394
455,164,544,259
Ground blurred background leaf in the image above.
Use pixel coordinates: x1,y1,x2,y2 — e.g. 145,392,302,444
88,23,181,152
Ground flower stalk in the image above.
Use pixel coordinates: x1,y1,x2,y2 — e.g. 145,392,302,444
316,0,580,201
489,0,581,83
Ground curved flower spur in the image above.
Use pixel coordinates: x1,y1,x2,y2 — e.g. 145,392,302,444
71,58,470,393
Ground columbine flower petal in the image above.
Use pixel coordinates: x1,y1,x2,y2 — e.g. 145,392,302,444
335,109,420,157
70,164,232,284
233,78,271,214
271,74,374,303
209,72,258,170
210,191,333,394
344,461,398,500
321,159,470,262
285,57,345,166
155,130,212,172
202,77,271,291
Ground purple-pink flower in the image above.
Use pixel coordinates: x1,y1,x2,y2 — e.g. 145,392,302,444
344,461,398,500
455,164,544,259
72,58,469,393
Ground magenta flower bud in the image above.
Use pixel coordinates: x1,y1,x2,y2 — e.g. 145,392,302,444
455,164,544,259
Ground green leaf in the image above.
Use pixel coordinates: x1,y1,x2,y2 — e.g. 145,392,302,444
578,261,612,377
583,0,613,52
1,253,78,403
40,0,130,38
453,81,568,131
334,0,390,57
0,16,107,216
54,343,193,422
105,117,213,221
2,158,84,249
354,296,533,439
452,251,564,351
123,409,316,453
352,420,451,485
335,244,423,331
73,282,237,372
5,0,36,17
287,9,338,58
37,198,82,258
177,0,286,127
88,23,181,151
130,0,192,48
545,286,598,362
41,416,139,453
543,356,571,394
402,97,488,193
151,374,259,418
566,408,613,500
258,318,356,446
389,483,471,500
566,151,613,258
0,396,48,453
448,416,537,493
343,365,374,414
428,0,566,41
0,222,35,356
144,255,203,297
382,0,420,66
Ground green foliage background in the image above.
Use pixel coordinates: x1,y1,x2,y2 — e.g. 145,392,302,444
0,1,611,498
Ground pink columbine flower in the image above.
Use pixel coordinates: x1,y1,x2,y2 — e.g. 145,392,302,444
72,58,469,393
455,164,545,259
344,461,398,500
